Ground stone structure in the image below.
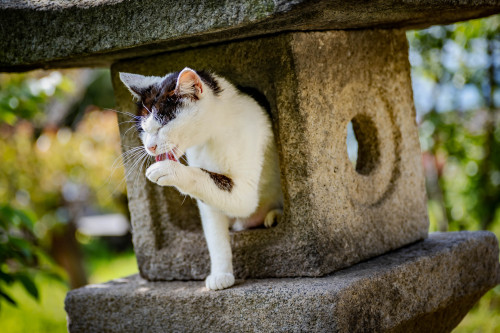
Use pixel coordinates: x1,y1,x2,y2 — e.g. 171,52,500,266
2,0,500,71
113,29,428,280
2,1,500,332
65,232,500,332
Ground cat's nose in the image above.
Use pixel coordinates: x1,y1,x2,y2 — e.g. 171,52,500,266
148,145,157,154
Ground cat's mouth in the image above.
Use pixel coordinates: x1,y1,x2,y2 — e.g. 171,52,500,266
155,151,178,162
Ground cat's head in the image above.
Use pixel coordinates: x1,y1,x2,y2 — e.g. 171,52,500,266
119,67,222,161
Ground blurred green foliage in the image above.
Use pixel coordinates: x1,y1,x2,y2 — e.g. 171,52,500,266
407,14,500,332
0,109,127,242
408,15,500,233
0,204,58,309
0,248,137,333
0,69,126,306
0,72,74,125
0,71,74,307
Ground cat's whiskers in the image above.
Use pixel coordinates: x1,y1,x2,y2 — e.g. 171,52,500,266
142,103,152,114
108,146,144,178
122,146,145,155
118,119,140,126
122,153,146,174
123,160,145,189
96,145,147,201
120,124,140,139
125,154,149,193
124,150,149,181
181,195,187,206
120,148,146,165
152,106,163,125
105,108,142,140
122,144,144,149
132,153,152,191
118,148,146,180
172,146,188,164
105,108,141,120
144,155,154,174
169,145,178,160
108,147,142,179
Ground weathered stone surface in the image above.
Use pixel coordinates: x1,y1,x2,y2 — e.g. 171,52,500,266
1,0,500,71
65,231,500,333
112,29,428,281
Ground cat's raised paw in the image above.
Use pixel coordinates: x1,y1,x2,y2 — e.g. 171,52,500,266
205,272,235,290
145,160,180,186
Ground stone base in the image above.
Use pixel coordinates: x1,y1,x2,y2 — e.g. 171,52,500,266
65,231,499,333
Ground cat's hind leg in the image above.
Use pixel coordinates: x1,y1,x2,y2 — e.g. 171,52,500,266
264,208,282,228
231,219,246,232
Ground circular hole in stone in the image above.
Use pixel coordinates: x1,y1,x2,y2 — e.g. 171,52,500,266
346,114,380,175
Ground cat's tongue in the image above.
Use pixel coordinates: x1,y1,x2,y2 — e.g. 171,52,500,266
155,152,177,162
167,151,177,161
155,153,166,162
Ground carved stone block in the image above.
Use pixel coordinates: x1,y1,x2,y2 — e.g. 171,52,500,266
111,29,428,280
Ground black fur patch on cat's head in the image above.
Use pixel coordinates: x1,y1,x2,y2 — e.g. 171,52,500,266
129,69,222,132
134,72,181,131
197,70,222,96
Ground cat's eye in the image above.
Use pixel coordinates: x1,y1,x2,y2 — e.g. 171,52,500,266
140,102,152,117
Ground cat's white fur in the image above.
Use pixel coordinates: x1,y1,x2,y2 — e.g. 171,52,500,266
120,68,283,290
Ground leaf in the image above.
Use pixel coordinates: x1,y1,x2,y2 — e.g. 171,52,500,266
7,236,35,263
14,209,34,229
42,270,66,284
0,289,17,306
0,205,14,227
7,236,31,251
17,274,39,300
0,269,14,284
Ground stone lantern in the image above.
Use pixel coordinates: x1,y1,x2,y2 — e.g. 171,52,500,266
1,1,499,331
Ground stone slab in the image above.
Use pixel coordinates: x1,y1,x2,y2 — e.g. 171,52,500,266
1,0,500,71
111,29,428,281
65,231,500,333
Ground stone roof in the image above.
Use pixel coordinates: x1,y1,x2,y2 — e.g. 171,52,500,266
1,0,500,71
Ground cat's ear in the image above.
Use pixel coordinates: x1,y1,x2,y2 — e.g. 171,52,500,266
119,72,160,100
175,68,203,98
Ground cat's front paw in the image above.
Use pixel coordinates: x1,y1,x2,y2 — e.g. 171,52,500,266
145,160,181,186
205,273,235,290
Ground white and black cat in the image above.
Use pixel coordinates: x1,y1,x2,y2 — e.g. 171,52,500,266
120,68,283,290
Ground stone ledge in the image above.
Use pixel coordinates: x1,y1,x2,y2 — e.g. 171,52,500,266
65,231,500,333
1,0,500,71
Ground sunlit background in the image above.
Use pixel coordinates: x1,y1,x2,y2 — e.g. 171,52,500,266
1,15,500,332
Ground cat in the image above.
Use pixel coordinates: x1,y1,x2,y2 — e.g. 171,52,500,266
119,67,283,290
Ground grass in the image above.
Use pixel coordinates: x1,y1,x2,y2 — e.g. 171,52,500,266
0,249,138,333
0,275,68,333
